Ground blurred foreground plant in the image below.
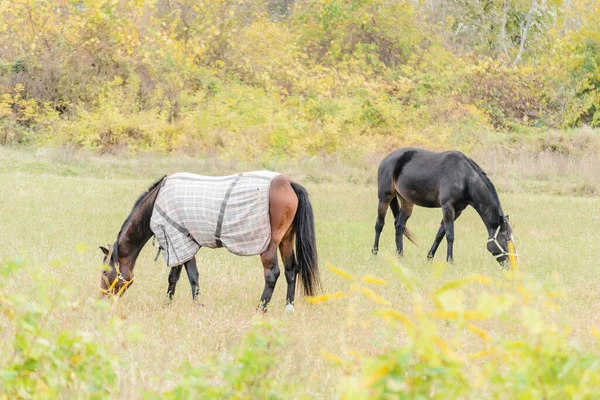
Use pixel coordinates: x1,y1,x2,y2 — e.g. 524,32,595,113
146,319,297,400
0,258,132,399
311,259,600,399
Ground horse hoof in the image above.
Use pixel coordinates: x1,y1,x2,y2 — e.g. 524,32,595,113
285,304,295,314
427,255,434,262
372,248,378,255
396,251,403,258
256,305,268,315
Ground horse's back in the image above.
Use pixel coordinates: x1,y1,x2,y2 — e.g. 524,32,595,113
380,148,471,178
150,171,280,266
379,148,474,207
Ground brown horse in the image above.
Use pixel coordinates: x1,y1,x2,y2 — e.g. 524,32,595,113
99,172,321,312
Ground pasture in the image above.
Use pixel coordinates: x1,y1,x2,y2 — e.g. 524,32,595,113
1,150,600,398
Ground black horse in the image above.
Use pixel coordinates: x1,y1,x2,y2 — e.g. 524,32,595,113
371,148,517,266
99,173,321,312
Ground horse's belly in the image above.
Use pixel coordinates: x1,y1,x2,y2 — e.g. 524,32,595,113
396,184,440,208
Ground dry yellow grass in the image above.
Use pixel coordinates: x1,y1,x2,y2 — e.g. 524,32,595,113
1,151,600,398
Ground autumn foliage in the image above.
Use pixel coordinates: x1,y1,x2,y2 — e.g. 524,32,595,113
1,0,599,158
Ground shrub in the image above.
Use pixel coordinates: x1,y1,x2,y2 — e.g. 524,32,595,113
0,259,128,399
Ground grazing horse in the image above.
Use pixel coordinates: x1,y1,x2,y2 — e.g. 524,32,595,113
99,171,321,312
371,148,517,266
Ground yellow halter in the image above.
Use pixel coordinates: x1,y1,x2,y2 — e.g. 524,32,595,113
100,246,134,297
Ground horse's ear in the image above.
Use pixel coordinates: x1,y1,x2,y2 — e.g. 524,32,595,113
505,214,510,222
100,246,109,256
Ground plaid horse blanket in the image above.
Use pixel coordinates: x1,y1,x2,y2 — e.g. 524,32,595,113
150,171,280,267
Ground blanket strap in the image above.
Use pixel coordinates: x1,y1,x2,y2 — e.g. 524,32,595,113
215,173,243,248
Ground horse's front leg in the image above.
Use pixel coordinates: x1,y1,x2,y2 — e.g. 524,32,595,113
184,257,200,302
167,265,183,300
428,208,464,260
427,222,446,260
258,243,280,313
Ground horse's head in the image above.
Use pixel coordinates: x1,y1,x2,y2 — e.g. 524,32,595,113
487,215,518,268
99,244,134,297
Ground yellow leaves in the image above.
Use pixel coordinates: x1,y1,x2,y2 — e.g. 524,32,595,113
322,265,391,305
507,241,518,270
327,264,356,281
0,93,12,118
547,290,565,299
432,274,491,298
321,351,343,364
360,275,387,285
433,335,448,351
1,298,15,321
591,326,600,341
467,324,491,342
428,310,486,321
357,286,391,306
70,353,83,367
376,308,413,328
307,291,346,304
361,364,392,387
468,347,495,360
0,87,39,123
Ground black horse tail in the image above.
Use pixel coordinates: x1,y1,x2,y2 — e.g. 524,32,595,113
290,182,321,296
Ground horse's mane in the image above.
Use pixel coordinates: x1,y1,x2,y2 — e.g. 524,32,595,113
116,175,167,240
463,156,503,214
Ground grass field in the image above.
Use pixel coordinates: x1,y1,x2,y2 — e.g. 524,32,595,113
2,149,600,398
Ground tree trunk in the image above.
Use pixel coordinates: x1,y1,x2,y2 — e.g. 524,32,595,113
514,0,541,65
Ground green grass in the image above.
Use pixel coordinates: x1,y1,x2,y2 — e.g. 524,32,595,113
1,150,600,398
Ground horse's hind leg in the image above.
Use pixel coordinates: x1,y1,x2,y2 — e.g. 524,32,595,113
167,265,183,300
258,175,296,313
372,194,394,255
279,227,298,313
258,243,281,313
184,257,200,302
427,208,464,260
393,197,413,257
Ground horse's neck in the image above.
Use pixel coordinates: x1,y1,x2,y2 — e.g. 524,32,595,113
118,192,158,269
119,227,154,268
469,182,502,236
